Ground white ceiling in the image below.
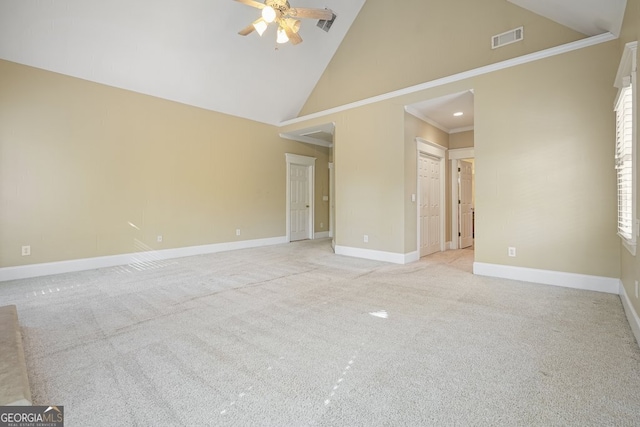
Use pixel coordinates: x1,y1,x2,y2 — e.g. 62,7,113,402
508,0,627,36
0,0,365,125
0,0,627,127
406,91,475,133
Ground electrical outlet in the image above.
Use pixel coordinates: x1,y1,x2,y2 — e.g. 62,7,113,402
320,222,323,229
364,235,369,243
21,245,31,256
236,229,241,236
411,194,416,202
508,247,516,257
157,235,163,243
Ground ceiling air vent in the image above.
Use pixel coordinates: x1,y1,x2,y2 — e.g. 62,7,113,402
491,26,523,49
317,11,337,32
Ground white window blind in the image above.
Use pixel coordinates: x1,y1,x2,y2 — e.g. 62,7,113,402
615,83,633,241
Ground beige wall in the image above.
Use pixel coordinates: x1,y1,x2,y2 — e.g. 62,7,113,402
404,113,451,252
450,131,475,149
0,60,328,268
286,39,621,282
301,0,585,115
335,103,406,253
619,0,640,317
2,0,632,297
473,41,620,277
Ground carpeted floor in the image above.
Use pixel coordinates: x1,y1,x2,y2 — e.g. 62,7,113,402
0,239,639,426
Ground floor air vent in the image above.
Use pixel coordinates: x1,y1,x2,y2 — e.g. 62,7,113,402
492,27,523,49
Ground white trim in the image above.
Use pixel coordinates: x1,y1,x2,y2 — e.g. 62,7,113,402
449,149,475,249
619,280,640,347
279,33,616,127
0,236,288,282
448,148,475,160
335,246,418,264
416,138,447,154
615,41,638,89
622,239,637,257
473,262,620,294
446,241,453,250
285,153,317,166
449,126,475,134
314,231,330,239
404,251,420,263
285,153,316,242
329,162,335,244
405,106,450,133
614,42,638,255
416,138,447,257
280,132,333,148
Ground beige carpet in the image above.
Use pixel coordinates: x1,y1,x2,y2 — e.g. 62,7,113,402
0,239,639,426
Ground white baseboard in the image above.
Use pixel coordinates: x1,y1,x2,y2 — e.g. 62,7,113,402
334,246,418,264
314,231,330,239
404,251,420,263
619,280,640,346
473,262,620,294
0,236,288,282
446,241,453,250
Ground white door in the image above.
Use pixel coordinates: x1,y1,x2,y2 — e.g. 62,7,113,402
420,154,441,257
290,164,310,241
459,160,474,249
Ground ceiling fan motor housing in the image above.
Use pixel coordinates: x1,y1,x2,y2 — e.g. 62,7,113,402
266,0,291,16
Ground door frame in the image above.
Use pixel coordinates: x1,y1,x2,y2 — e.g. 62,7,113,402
449,148,475,250
285,153,316,242
329,162,335,241
416,138,447,256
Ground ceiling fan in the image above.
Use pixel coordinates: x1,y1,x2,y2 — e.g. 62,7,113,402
234,0,334,45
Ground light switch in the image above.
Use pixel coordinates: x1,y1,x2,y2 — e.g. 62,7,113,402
411,194,416,202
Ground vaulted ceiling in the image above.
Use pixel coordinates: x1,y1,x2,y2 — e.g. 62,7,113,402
0,0,628,126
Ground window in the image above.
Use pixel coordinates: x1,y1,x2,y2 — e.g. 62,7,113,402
616,84,633,240
615,41,637,255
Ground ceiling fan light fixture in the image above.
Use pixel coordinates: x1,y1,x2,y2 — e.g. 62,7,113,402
276,26,289,43
262,6,277,23
253,20,268,36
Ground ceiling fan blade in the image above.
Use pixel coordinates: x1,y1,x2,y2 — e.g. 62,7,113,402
238,18,264,36
282,22,303,45
289,7,333,20
238,24,255,36
233,0,265,9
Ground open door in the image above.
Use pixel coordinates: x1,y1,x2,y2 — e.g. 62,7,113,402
459,160,474,249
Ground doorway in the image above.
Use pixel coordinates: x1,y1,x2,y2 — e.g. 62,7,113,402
458,159,474,249
285,153,316,242
449,148,475,250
